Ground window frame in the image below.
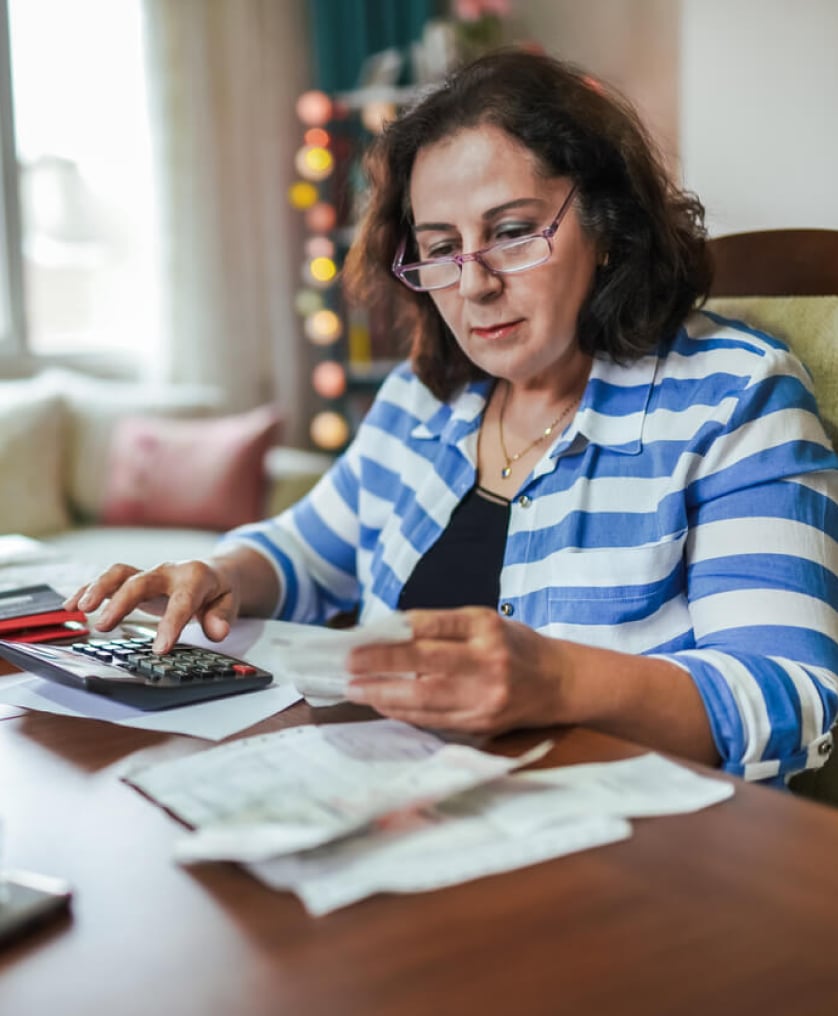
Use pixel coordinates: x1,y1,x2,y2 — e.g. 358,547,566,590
0,0,145,379
0,0,27,365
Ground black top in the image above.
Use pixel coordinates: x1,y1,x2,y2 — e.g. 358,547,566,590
398,485,510,610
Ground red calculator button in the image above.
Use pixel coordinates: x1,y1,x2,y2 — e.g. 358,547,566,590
232,663,257,675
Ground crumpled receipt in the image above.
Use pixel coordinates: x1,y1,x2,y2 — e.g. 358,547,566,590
277,612,414,706
123,718,552,863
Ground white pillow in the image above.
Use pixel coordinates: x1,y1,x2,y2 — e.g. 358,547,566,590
37,368,224,522
0,386,70,536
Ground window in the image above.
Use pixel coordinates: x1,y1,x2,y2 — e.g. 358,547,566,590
0,0,159,371
0,0,23,355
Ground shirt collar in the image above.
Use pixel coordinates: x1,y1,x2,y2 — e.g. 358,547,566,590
410,350,659,456
411,377,492,445
560,351,658,456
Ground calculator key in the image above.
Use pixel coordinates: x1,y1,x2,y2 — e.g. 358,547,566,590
233,664,258,675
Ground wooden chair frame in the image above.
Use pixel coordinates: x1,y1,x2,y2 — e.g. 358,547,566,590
708,228,838,297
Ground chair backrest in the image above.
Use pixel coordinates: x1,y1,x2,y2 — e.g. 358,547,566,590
706,229,838,805
706,229,838,449
709,228,838,297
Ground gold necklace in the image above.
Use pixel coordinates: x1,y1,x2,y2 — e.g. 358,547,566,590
497,382,580,479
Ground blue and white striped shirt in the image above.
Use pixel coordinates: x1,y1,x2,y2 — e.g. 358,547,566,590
225,311,838,782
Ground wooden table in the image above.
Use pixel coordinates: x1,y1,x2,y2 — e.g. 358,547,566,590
2,699,838,1016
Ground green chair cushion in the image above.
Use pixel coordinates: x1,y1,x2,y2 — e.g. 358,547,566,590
705,296,838,448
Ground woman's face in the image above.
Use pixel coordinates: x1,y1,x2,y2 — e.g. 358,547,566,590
408,124,598,391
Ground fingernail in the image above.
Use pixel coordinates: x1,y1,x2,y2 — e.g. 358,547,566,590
345,683,367,703
78,594,93,611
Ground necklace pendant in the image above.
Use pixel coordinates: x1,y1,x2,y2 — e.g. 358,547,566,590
501,465,512,479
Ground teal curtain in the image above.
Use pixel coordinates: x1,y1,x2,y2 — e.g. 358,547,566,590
307,0,444,92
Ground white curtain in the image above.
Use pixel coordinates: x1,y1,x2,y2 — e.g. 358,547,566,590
141,0,311,434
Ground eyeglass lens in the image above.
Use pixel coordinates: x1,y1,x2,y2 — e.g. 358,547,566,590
402,235,552,291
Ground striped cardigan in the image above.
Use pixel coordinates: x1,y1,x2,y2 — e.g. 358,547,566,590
224,311,838,782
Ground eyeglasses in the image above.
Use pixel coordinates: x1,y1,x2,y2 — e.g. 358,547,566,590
392,185,578,293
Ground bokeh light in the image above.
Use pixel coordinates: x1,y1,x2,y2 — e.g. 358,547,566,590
305,201,337,234
310,410,350,450
305,308,342,344
307,256,338,285
288,181,319,209
296,90,333,126
294,144,334,182
304,127,330,148
312,360,347,399
294,288,323,316
305,236,336,260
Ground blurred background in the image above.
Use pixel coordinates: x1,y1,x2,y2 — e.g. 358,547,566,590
0,0,836,450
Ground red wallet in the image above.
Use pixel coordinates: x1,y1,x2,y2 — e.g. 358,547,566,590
0,584,89,643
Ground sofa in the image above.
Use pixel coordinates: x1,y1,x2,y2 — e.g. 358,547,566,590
0,367,331,593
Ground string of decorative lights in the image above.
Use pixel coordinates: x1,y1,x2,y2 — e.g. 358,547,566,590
288,88,351,452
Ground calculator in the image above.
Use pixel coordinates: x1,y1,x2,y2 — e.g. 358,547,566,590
0,634,273,710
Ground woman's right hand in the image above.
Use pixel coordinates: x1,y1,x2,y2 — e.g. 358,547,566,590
64,557,245,653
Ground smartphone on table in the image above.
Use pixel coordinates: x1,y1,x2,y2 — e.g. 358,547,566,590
0,869,73,946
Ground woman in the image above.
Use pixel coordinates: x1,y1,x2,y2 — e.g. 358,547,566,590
69,51,838,784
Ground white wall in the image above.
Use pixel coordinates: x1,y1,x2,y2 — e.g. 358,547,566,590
517,0,838,237
516,0,680,169
680,0,838,235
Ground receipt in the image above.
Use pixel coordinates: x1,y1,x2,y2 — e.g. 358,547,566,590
250,808,630,917
276,612,414,706
245,753,731,915
123,718,552,863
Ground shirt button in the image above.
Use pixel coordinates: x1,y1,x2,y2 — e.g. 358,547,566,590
518,495,532,508
499,602,514,617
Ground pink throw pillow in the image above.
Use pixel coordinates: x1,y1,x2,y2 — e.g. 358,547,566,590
102,404,282,530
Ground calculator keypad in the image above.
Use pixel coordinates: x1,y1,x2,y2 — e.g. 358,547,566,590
70,636,259,687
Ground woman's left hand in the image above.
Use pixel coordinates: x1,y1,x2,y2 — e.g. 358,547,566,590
345,607,564,734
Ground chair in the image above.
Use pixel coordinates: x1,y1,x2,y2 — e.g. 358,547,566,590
708,228,838,297
707,228,838,804
706,228,838,448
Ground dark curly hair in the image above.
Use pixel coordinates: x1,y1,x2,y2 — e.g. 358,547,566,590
342,49,712,401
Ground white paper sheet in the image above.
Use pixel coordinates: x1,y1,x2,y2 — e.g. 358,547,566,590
245,753,732,915
123,713,734,915
181,613,414,706
249,808,631,917
124,718,552,861
0,673,301,741
273,612,414,705
514,752,735,818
